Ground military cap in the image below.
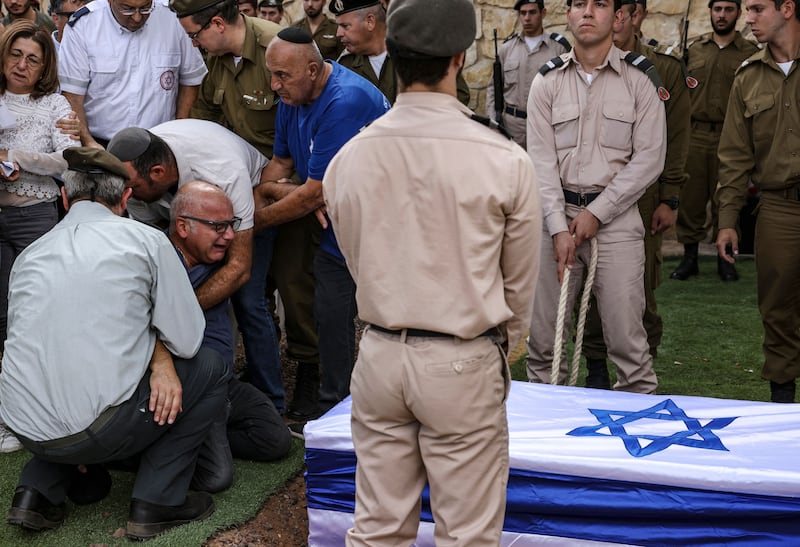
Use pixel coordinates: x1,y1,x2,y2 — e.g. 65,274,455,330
329,0,380,15
386,0,475,59
107,127,153,163
258,0,282,6
63,147,129,179
708,0,739,6
513,0,544,10
169,0,225,18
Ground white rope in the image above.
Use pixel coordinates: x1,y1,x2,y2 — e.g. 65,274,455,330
550,237,599,386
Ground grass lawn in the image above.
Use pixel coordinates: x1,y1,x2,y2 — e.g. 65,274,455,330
510,255,768,402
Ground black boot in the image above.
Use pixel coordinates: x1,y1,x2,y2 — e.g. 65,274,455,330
287,362,320,421
771,380,796,403
670,243,699,280
585,359,611,389
717,246,739,281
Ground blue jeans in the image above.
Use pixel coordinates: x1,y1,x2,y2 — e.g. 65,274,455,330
231,227,284,413
314,250,357,413
0,202,58,343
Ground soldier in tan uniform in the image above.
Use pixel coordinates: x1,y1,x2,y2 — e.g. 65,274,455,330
292,0,343,60
323,0,540,543
716,0,800,403
671,0,758,281
330,0,471,105
485,0,571,147
526,0,665,394
581,0,690,388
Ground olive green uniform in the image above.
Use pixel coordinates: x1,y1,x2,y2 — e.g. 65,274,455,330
337,53,471,106
191,16,280,158
676,32,758,244
583,38,690,360
716,47,800,385
292,16,344,61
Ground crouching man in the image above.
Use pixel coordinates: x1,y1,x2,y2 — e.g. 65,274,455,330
0,148,228,540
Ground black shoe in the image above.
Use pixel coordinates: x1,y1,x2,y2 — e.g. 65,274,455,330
67,464,112,505
670,243,699,280
287,362,320,421
585,359,611,390
288,422,305,440
771,380,796,403
7,486,65,531
717,255,739,282
126,492,215,540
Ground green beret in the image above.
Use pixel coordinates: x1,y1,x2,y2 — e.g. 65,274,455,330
386,0,475,58
329,0,380,15
169,0,224,18
63,147,130,180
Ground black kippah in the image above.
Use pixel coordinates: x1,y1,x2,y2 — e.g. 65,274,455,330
277,27,313,44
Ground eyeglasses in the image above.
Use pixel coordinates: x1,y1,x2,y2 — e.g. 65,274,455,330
117,1,154,16
180,215,242,233
188,10,220,41
7,50,42,70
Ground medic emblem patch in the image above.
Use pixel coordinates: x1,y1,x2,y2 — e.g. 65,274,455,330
658,86,670,101
686,76,699,89
160,70,176,91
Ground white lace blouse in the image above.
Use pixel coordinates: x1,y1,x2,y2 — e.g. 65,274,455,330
0,91,73,203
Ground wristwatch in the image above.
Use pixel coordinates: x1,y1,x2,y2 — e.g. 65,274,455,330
659,198,679,210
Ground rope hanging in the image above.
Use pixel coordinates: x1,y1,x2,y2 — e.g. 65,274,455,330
550,237,599,386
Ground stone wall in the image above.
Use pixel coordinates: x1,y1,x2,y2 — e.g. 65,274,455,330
281,0,753,113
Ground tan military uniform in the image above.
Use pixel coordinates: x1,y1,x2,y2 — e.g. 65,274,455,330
191,16,280,158
716,47,800,384
486,31,570,147
677,32,758,244
526,45,666,394
292,16,344,60
324,92,540,545
584,37,690,358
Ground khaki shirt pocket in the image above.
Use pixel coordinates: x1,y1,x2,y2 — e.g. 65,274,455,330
552,103,580,152
503,59,520,91
743,92,775,146
601,102,636,150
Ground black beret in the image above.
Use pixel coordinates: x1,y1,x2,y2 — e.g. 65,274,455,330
63,147,130,179
514,0,543,9
258,0,282,6
329,0,380,15
708,0,739,6
386,0,475,59
277,27,313,44
169,0,224,18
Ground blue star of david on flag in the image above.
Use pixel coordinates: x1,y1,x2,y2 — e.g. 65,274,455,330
567,399,738,457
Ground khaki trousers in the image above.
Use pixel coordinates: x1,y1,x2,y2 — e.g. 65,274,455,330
527,206,658,394
346,328,509,547
755,193,800,383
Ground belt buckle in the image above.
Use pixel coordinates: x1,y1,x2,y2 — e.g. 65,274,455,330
578,192,589,207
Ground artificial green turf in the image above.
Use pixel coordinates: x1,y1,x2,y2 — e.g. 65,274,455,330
511,255,767,402
0,439,305,546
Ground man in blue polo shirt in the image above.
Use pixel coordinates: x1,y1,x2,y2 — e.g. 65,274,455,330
254,25,389,431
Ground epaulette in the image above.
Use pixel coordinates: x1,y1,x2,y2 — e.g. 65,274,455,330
469,113,512,140
654,44,696,89
538,55,565,76
549,32,572,52
68,5,91,27
504,32,518,44
623,52,670,101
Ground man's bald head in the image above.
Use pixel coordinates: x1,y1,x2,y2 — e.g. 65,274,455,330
266,29,330,106
170,181,237,269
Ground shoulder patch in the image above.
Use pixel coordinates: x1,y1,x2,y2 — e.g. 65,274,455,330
538,55,565,76
653,44,695,89
549,32,572,52
623,52,669,101
469,113,512,140
67,5,91,27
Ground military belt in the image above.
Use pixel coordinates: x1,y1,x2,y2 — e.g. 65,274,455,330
763,184,800,201
369,324,498,339
504,105,527,119
564,189,601,207
691,120,722,133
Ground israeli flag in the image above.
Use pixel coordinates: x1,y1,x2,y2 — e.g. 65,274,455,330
305,381,800,546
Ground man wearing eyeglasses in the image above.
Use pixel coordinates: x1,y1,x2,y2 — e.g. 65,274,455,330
57,0,207,148
107,118,288,418
47,0,87,52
